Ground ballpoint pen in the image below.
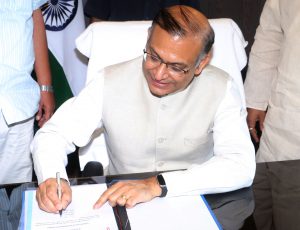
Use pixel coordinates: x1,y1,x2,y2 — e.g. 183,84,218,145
56,172,63,216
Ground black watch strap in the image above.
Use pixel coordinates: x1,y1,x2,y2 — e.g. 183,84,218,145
157,174,168,197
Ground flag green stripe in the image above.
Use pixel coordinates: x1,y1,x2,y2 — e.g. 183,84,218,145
48,50,73,109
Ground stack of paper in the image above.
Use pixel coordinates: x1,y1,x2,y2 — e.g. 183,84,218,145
20,184,118,230
127,195,221,230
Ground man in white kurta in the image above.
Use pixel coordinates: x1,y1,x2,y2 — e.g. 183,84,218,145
31,5,255,213
244,0,300,228
244,0,300,162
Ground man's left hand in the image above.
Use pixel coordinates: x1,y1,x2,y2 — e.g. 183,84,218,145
93,176,162,209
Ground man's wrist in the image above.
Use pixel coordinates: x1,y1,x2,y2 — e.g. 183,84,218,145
40,84,54,92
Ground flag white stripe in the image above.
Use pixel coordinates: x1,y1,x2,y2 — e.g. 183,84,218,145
45,0,87,96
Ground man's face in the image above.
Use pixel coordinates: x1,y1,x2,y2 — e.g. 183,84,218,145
143,25,208,97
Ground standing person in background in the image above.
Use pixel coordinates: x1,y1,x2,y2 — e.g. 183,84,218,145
244,0,300,229
0,0,55,185
245,0,300,166
84,0,200,23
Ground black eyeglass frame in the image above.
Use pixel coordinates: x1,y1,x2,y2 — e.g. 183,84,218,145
143,49,194,75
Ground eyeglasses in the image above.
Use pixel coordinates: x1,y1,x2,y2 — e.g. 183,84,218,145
143,49,192,77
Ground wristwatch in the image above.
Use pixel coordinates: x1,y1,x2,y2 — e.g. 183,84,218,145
157,174,168,197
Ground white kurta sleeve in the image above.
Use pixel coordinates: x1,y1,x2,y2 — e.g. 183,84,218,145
162,80,256,196
244,0,283,110
31,74,104,184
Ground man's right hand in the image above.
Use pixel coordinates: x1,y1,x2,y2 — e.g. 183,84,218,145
36,178,72,213
247,108,267,143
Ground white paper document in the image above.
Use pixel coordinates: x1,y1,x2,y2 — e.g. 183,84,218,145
127,195,221,230
21,184,118,230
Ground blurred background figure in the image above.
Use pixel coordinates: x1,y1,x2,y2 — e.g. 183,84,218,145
0,0,54,185
245,0,300,229
0,2,54,228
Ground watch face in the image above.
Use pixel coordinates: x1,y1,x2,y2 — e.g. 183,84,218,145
41,0,78,31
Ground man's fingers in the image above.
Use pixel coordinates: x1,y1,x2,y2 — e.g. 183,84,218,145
37,106,54,127
246,118,256,132
125,196,141,208
36,189,51,212
94,182,129,208
93,184,118,209
38,117,46,127
36,178,72,213
246,108,267,143
115,194,130,207
258,113,266,131
94,179,159,209
249,128,259,143
61,180,72,210
248,125,258,142
36,185,60,213
46,182,63,211
43,106,54,122
35,107,42,121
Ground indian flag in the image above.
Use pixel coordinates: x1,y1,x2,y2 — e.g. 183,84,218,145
41,0,87,107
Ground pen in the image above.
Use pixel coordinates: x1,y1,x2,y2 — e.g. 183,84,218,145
56,172,63,216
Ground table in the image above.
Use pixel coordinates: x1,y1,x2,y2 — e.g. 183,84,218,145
0,172,254,230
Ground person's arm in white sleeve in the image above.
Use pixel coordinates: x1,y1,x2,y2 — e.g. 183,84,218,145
244,0,282,141
31,74,104,213
31,75,105,184
244,0,282,111
162,80,256,196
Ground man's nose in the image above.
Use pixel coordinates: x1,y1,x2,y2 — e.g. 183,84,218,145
154,63,168,80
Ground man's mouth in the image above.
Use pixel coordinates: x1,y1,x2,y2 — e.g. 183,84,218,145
150,77,169,88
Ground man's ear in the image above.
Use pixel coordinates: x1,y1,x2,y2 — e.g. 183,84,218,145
194,51,212,76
